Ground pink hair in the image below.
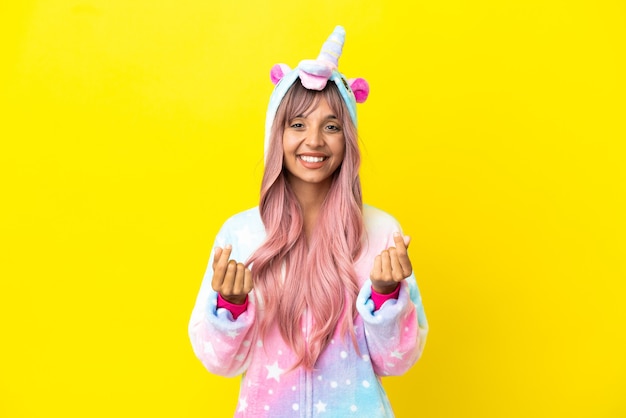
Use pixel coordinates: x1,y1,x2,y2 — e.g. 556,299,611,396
247,80,364,370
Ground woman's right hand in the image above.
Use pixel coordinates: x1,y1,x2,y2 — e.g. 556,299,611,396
211,244,253,305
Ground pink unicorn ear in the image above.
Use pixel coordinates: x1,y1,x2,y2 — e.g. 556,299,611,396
348,78,369,103
270,64,292,85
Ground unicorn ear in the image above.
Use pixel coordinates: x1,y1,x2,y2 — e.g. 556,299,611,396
348,78,369,103
270,64,292,85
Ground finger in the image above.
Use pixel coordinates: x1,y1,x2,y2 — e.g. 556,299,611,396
211,244,233,290
213,244,232,272
222,244,233,260
370,254,382,280
381,250,392,280
398,243,413,277
393,232,408,251
221,259,238,296
399,255,412,278
393,233,412,277
243,267,253,294
211,247,225,290
389,248,405,281
232,263,246,295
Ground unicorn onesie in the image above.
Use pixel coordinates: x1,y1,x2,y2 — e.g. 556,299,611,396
189,26,428,417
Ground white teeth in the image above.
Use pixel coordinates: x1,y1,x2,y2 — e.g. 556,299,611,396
300,155,325,163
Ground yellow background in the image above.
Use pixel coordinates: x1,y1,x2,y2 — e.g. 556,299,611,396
1,1,625,417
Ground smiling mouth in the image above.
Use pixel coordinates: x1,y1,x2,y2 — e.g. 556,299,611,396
298,155,327,163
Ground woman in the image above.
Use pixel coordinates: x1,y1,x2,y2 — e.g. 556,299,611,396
189,26,428,417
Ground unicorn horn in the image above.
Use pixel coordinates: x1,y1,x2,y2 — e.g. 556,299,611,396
317,25,346,69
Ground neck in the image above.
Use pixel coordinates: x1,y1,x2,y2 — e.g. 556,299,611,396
287,177,332,241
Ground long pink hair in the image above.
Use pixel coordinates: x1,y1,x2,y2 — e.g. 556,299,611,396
247,80,364,370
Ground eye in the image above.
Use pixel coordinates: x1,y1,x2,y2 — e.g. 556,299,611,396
289,122,304,129
325,123,341,132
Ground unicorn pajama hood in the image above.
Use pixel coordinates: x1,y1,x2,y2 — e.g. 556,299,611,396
264,25,369,160
189,26,428,418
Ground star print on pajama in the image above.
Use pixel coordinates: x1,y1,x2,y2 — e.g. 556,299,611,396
265,361,284,382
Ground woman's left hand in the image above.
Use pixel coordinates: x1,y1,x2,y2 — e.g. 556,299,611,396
370,232,412,294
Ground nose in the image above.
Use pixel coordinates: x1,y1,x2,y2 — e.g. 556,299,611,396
305,128,324,147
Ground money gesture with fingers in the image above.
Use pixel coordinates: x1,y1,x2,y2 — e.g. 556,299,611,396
370,232,413,294
211,244,253,305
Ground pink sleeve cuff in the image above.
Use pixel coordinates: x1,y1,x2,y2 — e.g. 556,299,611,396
217,294,249,320
371,285,400,311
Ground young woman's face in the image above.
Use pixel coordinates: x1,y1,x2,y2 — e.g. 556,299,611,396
282,97,345,191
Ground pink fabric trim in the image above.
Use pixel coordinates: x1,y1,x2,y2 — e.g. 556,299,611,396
217,294,249,320
371,285,400,311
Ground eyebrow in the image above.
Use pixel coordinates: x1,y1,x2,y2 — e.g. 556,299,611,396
294,113,339,120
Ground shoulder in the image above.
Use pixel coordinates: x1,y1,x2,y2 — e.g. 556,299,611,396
361,204,402,271
219,206,265,238
360,204,405,253
362,204,402,233
221,207,262,229
216,207,266,259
